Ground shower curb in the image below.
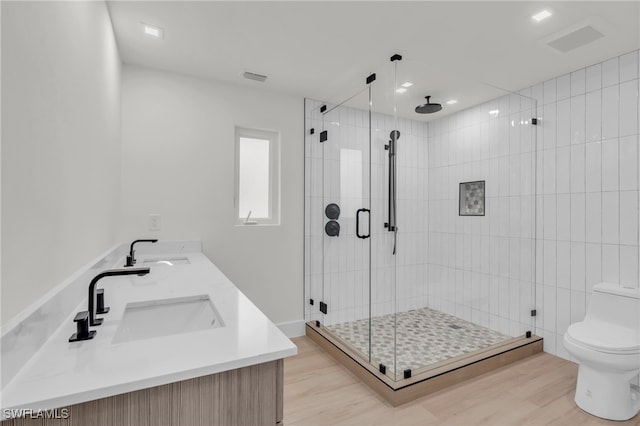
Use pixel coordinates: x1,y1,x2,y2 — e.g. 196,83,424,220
305,321,543,407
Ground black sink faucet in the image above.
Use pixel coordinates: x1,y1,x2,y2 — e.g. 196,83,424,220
88,268,150,326
124,239,158,267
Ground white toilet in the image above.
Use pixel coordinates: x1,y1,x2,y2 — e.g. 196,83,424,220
564,283,640,421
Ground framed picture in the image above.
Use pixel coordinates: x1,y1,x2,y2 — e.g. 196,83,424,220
459,181,485,216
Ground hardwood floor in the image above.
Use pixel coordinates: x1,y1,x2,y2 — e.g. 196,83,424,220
283,337,640,426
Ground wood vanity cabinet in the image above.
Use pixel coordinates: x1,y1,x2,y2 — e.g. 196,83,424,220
2,359,284,426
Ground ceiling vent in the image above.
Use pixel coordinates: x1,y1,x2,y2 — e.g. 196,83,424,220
243,71,268,83
546,25,604,53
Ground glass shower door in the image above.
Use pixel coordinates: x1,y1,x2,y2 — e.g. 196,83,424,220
306,101,324,329
368,74,399,379
315,88,374,364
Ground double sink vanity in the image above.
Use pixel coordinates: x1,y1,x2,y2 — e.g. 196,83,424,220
0,241,297,425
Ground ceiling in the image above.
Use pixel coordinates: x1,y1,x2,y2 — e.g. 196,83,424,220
107,1,640,121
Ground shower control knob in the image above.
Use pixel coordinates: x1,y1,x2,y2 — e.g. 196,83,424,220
325,203,340,220
325,221,340,237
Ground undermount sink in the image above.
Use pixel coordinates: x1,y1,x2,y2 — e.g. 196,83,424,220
142,257,190,266
112,295,224,343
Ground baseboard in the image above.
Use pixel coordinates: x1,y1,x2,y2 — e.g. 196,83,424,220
277,320,306,338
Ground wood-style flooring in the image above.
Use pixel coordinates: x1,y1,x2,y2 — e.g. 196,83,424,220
283,336,640,426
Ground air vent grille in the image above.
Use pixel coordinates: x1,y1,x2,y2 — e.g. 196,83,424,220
243,71,268,83
547,25,604,53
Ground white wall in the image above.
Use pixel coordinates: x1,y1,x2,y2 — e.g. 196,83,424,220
1,1,122,325
427,92,536,338
530,50,639,359
120,65,303,325
426,49,640,361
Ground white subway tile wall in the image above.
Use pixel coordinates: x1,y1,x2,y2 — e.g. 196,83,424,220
426,92,536,338
304,97,430,330
304,49,639,363
530,49,639,360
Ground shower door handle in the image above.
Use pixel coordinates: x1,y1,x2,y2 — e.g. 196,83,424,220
356,208,370,239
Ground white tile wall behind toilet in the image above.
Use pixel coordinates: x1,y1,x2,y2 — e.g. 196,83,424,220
120,65,303,326
419,51,639,361
529,50,640,360
1,1,122,325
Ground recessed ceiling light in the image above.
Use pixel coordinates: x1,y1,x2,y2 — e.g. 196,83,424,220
401,82,413,88
446,99,458,105
143,23,164,39
396,88,407,94
489,109,500,116
532,10,552,22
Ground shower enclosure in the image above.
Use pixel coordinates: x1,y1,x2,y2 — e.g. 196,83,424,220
304,56,540,393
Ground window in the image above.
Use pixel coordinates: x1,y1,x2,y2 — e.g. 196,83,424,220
234,127,280,225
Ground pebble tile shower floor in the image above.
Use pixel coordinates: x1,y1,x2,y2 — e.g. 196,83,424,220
326,307,512,379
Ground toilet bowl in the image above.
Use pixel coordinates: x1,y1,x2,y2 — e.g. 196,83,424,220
564,283,640,421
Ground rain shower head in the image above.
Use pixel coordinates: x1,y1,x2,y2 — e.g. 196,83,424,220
390,130,400,142
415,96,442,114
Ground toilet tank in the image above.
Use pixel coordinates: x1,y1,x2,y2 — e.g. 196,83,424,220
586,283,640,330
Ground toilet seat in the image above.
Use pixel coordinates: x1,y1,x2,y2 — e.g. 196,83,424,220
566,322,640,354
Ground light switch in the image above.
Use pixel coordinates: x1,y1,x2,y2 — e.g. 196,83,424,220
149,214,161,231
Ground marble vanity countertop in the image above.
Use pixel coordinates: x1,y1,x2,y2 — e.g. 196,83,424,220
0,251,297,417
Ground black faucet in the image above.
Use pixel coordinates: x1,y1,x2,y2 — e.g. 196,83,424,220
124,239,158,267
88,268,150,326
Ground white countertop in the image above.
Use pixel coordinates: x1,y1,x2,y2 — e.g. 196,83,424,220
0,251,297,416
